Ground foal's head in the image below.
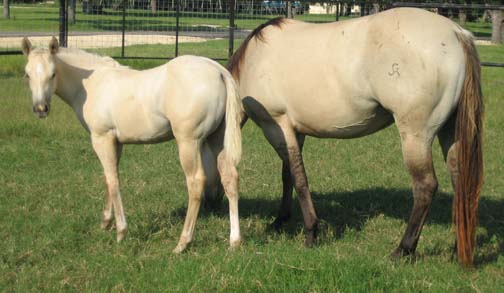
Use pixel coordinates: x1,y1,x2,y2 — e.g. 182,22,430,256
22,37,59,118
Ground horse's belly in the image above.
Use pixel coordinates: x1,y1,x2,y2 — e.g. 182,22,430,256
115,114,174,144
290,103,393,139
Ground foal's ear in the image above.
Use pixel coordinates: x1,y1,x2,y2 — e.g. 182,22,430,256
21,37,32,56
49,36,59,55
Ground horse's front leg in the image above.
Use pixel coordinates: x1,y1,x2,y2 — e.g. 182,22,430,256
91,133,127,242
272,134,305,230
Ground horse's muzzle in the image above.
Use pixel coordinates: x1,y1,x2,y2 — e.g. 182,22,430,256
33,103,49,118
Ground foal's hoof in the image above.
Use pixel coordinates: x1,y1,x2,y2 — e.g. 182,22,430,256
229,238,242,250
172,243,188,254
101,218,113,230
116,228,127,242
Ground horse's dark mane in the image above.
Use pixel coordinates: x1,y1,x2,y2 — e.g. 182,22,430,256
227,17,287,80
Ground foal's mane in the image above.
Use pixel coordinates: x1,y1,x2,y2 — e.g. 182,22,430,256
227,17,286,80
31,47,126,70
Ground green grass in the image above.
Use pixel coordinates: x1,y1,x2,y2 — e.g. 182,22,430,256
1,42,504,291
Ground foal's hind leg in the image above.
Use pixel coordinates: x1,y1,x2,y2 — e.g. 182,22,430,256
392,130,438,258
262,117,318,246
272,134,305,230
173,138,206,254
217,151,241,248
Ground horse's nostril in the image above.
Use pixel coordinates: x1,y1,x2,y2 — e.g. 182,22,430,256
43,105,49,113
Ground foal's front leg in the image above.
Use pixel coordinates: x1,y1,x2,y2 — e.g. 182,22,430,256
91,133,127,242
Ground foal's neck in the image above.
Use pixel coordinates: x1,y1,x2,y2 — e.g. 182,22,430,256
54,56,92,109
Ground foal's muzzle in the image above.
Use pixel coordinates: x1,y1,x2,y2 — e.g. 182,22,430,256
33,103,49,118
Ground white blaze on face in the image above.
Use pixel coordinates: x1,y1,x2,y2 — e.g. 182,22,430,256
34,63,46,103
36,63,43,80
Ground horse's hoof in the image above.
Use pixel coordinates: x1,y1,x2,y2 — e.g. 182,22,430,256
390,248,417,263
172,243,187,254
304,231,316,247
116,228,127,242
269,216,290,232
390,248,403,260
268,219,283,232
304,223,318,247
101,218,113,230
230,238,242,249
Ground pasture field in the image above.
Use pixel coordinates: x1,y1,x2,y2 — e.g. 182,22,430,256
1,42,504,291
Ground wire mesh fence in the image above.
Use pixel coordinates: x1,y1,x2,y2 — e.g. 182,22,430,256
0,1,339,58
0,1,502,65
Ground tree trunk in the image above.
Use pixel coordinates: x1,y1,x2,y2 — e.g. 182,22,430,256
459,10,466,25
491,10,503,44
68,0,76,24
3,0,9,19
287,0,292,19
151,0,157,12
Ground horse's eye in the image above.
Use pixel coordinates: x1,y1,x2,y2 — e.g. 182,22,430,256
51,73,56,79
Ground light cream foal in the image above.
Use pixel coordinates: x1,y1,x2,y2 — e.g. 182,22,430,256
229,8,483,267
22,37,242,253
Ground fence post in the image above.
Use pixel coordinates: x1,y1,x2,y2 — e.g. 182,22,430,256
121,0,126,58
336,1,340,21
228,0,235,59
59,0,67,47
175,0,180,57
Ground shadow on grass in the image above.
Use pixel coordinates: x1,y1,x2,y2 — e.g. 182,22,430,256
157,187,503,265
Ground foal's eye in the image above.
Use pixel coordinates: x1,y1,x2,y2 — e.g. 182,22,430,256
51,73,56,79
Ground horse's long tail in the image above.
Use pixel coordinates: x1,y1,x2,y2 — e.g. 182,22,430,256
453,30,484,267
221,70,242,167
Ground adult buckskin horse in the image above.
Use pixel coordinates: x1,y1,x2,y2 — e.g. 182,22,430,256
228,8,483,266
22,37,242,253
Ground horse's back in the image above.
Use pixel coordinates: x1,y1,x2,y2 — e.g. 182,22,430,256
83,55,228,143
237,8,467,138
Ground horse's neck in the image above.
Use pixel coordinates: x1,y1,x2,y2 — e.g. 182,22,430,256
54,56,91,110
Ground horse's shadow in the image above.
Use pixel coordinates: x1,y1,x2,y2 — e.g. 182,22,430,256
156,187,503,265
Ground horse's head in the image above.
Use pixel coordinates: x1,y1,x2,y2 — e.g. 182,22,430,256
22,37,59,118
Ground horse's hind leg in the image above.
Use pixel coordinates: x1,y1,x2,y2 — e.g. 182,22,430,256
272,134,305,230
437,114,459,254
392,130,438,258
217,150,241,248
173,138,206,254
262,117,318,246
91,133,127,242
437,113,459,195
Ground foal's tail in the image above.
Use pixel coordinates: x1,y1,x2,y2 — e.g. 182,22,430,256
221,70,242,167
453,30,484,267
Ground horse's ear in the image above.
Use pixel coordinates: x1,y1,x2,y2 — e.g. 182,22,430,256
49,36,59,55
21,37,32,56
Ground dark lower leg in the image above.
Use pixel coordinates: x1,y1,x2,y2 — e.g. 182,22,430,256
392,171,438,258
272,135,305,230
271,161,294,230
288,146,318,247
